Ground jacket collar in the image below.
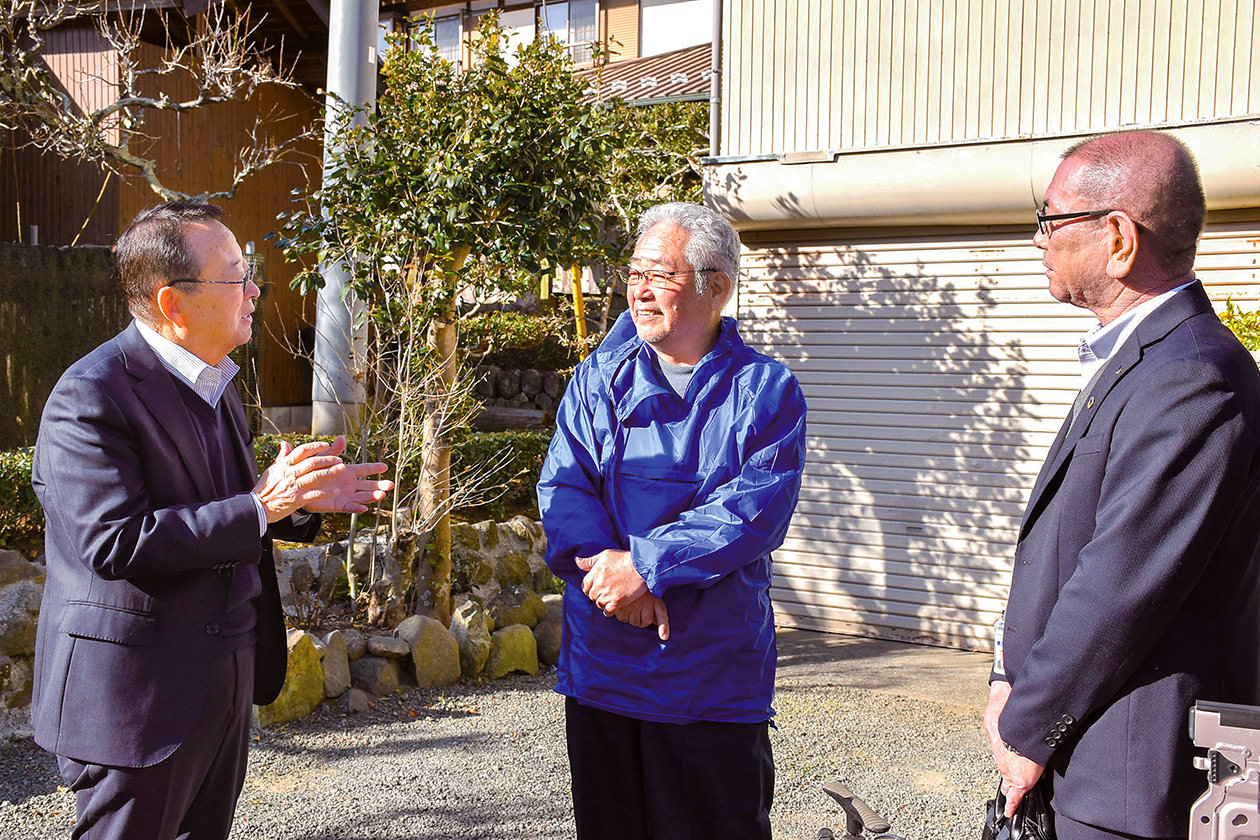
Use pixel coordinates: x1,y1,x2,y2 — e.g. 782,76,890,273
1019,281,1214,539
593,311,744,424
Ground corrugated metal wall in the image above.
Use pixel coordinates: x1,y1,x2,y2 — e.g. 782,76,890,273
722,0,1260,157
739,215,1260,648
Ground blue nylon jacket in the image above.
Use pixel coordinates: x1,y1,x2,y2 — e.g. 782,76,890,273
538,311,807,724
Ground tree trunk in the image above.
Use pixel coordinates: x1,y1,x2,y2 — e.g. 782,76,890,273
419,246,470,626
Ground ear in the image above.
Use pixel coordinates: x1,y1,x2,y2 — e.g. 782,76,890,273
154,285,186,331
1104,212,1140,279
707,270,732,314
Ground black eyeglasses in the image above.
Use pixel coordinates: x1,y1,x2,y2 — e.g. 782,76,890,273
616,265,716,290
1035,207,1115,237
165,262,260,290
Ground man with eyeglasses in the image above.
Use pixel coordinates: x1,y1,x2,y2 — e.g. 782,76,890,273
984,132,1260,840
538,202,807,839
30,201,394,839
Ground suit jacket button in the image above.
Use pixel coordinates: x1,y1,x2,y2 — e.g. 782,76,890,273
1045,737,1056,747
1062,715,1076,725
206,623,221,636
1055,723,1067,733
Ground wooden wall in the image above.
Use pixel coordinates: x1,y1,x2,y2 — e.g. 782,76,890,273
0,23,323,407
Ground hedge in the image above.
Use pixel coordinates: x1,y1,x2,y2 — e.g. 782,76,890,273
0,448,39,549
0,430,555,548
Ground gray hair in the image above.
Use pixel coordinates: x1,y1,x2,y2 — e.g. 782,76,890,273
636,202,740,293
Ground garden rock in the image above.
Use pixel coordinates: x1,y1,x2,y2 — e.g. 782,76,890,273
342,628,367,660
474,365,499,399
495,368,521,398
543,371,564,397
349,655,399,696
534,593,563,667
322,630,351,698
449,600,492,678
487,585,547,630
0,562,43,657
342,687,370,714
493,550,531,588
520,368,543,398
255,630,324,728
395,615,460,687
485,624,539,679
367,635,411,659
0,550,42,588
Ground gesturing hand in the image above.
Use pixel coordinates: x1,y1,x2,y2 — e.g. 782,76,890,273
576,549,647,613
254,435,393,523
612,591,670,641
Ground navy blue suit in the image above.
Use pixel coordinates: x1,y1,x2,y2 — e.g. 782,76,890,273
30,323,317,829
998,282,1260,837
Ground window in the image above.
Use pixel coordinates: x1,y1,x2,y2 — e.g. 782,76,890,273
538,0,598,64
641,0,712,57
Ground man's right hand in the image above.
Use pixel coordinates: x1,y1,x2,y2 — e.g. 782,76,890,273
611,592,670,641
253,435,393,523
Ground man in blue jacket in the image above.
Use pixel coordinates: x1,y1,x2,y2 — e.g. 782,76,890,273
538,202,807,839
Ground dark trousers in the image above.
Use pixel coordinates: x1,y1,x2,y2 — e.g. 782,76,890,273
56,646,255,840
565,696,774,840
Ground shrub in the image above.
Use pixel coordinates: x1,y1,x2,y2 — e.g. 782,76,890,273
461,309,581,371
0,448,40,549
1222,299,1260,352
451,428,553,520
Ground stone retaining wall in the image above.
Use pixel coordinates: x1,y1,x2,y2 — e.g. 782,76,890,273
473,366,567,413
0,518,560,736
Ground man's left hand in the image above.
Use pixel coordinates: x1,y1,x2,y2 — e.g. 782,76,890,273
576,549,647,613
984,680,1046,817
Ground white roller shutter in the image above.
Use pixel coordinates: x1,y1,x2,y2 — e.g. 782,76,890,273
738,214,1260,650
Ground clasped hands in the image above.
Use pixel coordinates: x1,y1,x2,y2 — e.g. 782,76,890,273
253,435,394,523
576,549,670,641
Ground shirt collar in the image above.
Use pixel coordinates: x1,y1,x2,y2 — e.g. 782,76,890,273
134,319,240,408
1077,280,1195,383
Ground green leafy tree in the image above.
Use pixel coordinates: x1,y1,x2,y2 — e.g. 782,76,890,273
274,14,615,624
1222,299,1260,352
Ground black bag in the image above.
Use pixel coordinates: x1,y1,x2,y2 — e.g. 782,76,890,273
982,778,1055,840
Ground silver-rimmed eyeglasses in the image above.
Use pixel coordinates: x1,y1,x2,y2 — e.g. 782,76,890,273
616,265,716,290
165,262,260,290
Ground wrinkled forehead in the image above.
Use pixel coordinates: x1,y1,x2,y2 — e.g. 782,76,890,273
1043,155,1092,211
633,221,691,267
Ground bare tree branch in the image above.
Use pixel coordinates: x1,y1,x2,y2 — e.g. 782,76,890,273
0,0,317,201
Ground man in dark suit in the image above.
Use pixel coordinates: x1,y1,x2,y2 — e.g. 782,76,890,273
31,201,393,839
984,131,1260,840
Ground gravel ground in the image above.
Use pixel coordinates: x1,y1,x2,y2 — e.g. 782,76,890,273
0,631,995,839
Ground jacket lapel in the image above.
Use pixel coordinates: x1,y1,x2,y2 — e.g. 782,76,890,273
1018,281,1214,540
117,323,218,500
222,380,260,485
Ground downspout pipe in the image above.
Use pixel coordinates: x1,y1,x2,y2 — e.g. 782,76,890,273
312,0,378,435
708,0,722,157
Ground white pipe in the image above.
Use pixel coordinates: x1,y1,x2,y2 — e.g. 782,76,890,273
312,0,378,435
704,121,1260,231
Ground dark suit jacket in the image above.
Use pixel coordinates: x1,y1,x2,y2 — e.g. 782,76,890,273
30,323,319,768
998,282,1260,836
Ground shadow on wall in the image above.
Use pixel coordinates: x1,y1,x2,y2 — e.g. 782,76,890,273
731,223,1050,650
